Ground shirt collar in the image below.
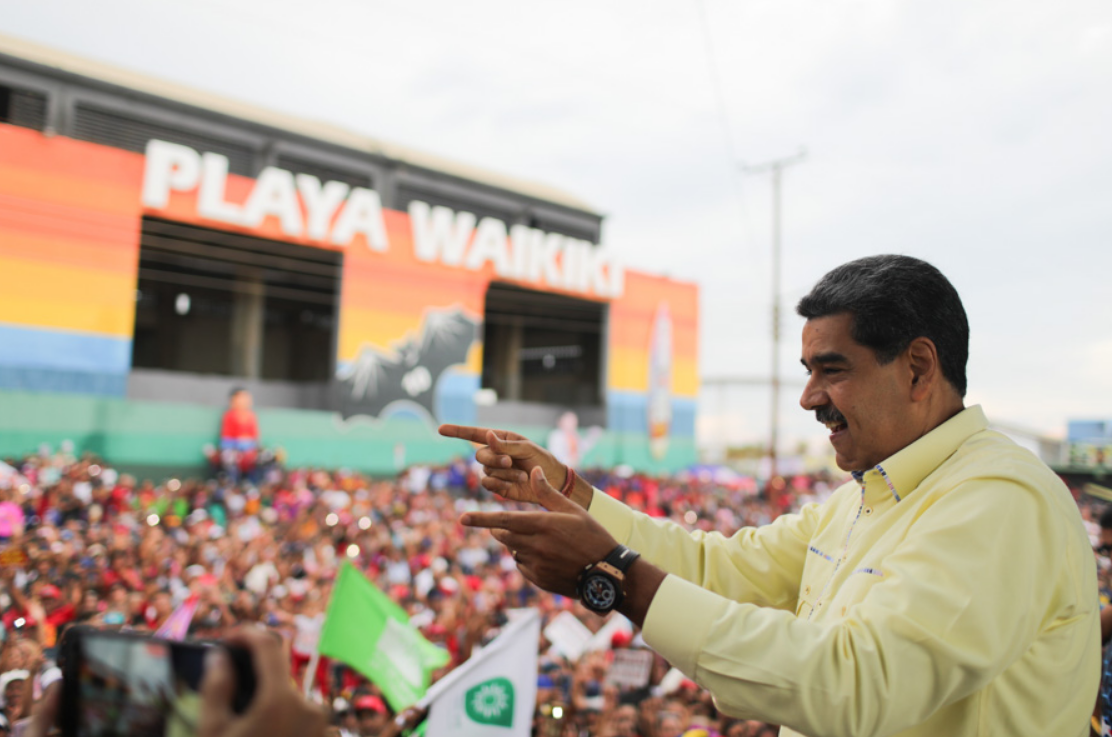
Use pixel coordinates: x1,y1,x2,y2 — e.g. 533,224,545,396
853,405,988,505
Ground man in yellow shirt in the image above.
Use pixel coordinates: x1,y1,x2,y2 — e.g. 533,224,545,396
442,255,1100,737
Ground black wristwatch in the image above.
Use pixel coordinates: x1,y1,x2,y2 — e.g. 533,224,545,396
576,544,640,614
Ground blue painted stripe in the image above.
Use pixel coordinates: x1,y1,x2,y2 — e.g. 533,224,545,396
0,323,132,373
435,370,478,425
0,366,127,396
606,391,696,437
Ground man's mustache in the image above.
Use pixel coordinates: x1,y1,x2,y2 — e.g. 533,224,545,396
815,404,847,426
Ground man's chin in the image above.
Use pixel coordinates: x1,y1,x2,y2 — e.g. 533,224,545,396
832,452,865,473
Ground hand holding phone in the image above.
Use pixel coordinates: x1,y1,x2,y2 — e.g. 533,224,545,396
55,625,324,737
58,627,256,737
197,627,326,737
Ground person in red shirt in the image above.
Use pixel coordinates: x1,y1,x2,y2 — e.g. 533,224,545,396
219,388,260,482
220,388,259,452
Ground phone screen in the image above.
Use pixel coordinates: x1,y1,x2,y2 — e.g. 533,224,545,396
63,630,253,737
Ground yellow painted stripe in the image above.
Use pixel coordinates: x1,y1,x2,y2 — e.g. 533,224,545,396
0,257,135,337
608,348,699,396
338,308,427,362
674,359,700,397
463,341,483,375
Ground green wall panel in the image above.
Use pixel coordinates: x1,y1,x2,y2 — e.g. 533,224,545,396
0,390,696,480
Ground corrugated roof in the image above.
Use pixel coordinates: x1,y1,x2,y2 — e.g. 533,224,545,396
0,32,601,216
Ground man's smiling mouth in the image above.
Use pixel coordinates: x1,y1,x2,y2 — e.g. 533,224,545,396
816,406,848,434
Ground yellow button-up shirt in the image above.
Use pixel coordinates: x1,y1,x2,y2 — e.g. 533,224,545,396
589,406,1100,737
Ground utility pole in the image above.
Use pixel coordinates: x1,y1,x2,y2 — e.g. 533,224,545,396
740,148,806,484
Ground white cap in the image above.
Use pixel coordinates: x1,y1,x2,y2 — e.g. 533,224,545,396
0,669,30,706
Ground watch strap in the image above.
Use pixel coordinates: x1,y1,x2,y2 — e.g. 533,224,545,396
601,544,640,576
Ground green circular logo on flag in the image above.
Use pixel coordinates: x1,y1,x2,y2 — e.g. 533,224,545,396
465,677,515,727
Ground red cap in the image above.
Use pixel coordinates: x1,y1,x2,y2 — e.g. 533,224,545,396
610,630,633,648
39,584,61,599
354,695,386,713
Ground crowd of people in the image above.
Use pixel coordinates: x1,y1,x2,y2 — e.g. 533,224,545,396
0,441,1103,737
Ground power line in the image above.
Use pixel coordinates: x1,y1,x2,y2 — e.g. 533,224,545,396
693,0,739,165
740,149,807,481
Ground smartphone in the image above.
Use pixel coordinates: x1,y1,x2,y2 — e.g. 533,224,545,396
57,626,257,737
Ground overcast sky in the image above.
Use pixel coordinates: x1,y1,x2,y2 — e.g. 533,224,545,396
3,0,1110,454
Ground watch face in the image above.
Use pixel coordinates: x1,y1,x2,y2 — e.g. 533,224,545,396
582,574,618,612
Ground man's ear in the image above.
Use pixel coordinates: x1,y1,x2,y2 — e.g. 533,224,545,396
906,337,939,401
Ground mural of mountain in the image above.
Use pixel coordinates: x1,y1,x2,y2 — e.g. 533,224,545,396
334,307,481,422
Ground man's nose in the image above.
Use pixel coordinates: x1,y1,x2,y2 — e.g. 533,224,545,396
799,375,826,411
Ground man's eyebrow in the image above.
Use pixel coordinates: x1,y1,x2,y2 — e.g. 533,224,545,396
801,352,849,369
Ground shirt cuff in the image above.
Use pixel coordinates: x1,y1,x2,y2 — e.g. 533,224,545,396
642,574,732,677
587,488,635,544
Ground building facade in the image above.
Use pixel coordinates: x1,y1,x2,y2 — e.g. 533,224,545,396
0,36,698,476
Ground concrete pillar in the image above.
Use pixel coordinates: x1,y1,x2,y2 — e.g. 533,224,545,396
503,319,523,401
231,273,265,378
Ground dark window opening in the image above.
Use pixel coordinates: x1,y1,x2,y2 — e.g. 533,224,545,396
0,84,47,131
481,283,605,407
132,217,341,382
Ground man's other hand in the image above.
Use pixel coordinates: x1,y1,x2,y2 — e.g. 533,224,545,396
438,425,567,504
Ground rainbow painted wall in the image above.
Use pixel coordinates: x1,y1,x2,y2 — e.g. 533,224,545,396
0,123,699,474
0,125,141,395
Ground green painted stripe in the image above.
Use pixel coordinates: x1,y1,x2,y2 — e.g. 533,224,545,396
0,390,696,478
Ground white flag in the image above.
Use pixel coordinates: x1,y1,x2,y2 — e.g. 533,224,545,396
421,609,540,737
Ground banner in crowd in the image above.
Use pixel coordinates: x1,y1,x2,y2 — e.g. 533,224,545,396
543,611,593,661
318,562,450,710
605,650,654,689
155,594,200,640
421,609,540,737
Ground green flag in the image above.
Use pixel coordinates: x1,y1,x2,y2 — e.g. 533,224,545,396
319,562,450,710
